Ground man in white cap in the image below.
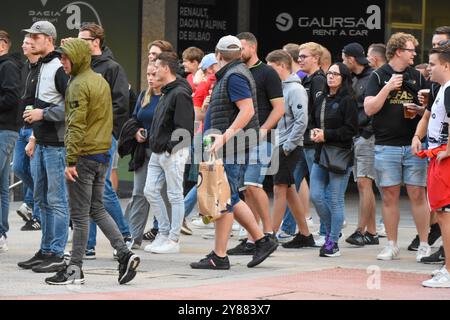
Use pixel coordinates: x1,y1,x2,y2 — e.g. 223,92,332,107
17,21,70,275
190,35,278,270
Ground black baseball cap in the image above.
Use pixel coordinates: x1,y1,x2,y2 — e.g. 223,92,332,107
343,42,369,65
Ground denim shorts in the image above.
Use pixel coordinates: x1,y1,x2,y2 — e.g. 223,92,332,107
242,141,272,189
353,136,376,181
223,163,247,212
374,145,427,187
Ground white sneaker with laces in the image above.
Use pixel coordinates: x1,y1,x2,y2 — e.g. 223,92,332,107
377,224,387,238
151,239,180,254
306,216,314,228
16,203,32,221
276,231,294,243
0,236,8,253
377,242,400,260
422,267,450,288
232,221,240,232
431,266,446,277
191,218,214,229
416,243,431,262
238,227,247,240
314,235,326,247
144,234,168,252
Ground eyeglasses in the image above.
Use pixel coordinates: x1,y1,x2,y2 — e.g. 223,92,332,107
298,55,311,61
400,48,416,53
326,71,341,77
80,37,96,41
438,40,450,47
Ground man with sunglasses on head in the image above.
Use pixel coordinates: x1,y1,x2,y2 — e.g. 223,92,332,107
365,33,431,262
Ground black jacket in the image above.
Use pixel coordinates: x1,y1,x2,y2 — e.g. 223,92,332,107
91,47,129,139
0,53,22,131
149,77,194,154
118,117,146,171
20,59,40,128
313,89,358,163
353,66,374,138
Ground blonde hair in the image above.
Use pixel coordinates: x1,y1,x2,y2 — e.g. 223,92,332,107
299,42,324,64
386,32,419,61
142,62,156,107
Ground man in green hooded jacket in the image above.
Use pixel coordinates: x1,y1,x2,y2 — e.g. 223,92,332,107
45,38,140,286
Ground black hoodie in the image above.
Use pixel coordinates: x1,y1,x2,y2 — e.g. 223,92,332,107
91,46,129,139
149,77,194,154
0,52,22,131
19,59,40,128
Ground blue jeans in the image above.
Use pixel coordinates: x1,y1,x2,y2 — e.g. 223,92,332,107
144,148,190,242
12,127,41,221
280,155,308,235
87,137,131,249
0,130,18,238
184,186,197,218
310,163,351,243
31,145,69,257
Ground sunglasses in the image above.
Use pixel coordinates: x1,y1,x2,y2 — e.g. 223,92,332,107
438,39,450,47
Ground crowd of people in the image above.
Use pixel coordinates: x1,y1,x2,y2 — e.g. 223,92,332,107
0,20,449,289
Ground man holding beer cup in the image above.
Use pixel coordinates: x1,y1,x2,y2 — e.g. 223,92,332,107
364,33,431,262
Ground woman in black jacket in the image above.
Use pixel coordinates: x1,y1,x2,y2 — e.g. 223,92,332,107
309,62,358,258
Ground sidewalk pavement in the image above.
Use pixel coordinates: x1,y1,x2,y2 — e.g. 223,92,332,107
1,194,449,300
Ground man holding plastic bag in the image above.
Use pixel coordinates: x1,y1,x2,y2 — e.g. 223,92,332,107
190,35,278,270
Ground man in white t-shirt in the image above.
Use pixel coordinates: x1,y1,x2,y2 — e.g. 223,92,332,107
412,44,450,288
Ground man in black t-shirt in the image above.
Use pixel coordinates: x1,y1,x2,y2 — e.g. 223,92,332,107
364,32,430,262
225,32,284,255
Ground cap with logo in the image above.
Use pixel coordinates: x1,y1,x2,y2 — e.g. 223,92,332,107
342,42,369,65
199,53,218,71
22,21,57,39
216,35,242,52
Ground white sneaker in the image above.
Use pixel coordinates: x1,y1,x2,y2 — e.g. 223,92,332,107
377,242,400,260
16,203,32,222
151,239,180,254
191,218,214,229
276,231,294,243
377,222,387,238
314,235,326,247
238,227,247,240
422,267,450,288
144,234,168,252
416,243,432,262
431,266,446,277
232,221,240,232
202,230,216,240
0,236,8,253
306,216,314,228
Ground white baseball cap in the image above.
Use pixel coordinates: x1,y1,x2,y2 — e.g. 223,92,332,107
216,35,242,52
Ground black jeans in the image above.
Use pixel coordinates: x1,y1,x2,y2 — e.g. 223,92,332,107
67,157,128,267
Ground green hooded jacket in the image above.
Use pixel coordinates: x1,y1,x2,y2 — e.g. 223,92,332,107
60,38,113,166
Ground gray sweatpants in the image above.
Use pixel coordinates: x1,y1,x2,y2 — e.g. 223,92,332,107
67,157,129,267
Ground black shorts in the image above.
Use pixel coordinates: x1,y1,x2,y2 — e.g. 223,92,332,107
273,146,302,186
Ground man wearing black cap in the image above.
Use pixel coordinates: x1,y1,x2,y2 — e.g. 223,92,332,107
342,43,379,247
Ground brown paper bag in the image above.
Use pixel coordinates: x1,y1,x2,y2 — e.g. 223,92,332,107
197,154,231,224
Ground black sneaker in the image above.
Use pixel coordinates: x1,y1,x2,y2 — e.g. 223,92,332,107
18,250,48,270
247,235,278,268
45,265,85,285
420,246,445,264
428,223,442,247
118,251,140,285
32,254,66,273
282,233,316,249
227,239,256,255
20,219,41,231
143,228,158,241
363,232,380,245
320,241,341,257
190,251,231,270
345,231,365,246
408,235,420,251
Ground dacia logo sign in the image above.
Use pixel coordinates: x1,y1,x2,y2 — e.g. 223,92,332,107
275,5,382,36
29,0,102,30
